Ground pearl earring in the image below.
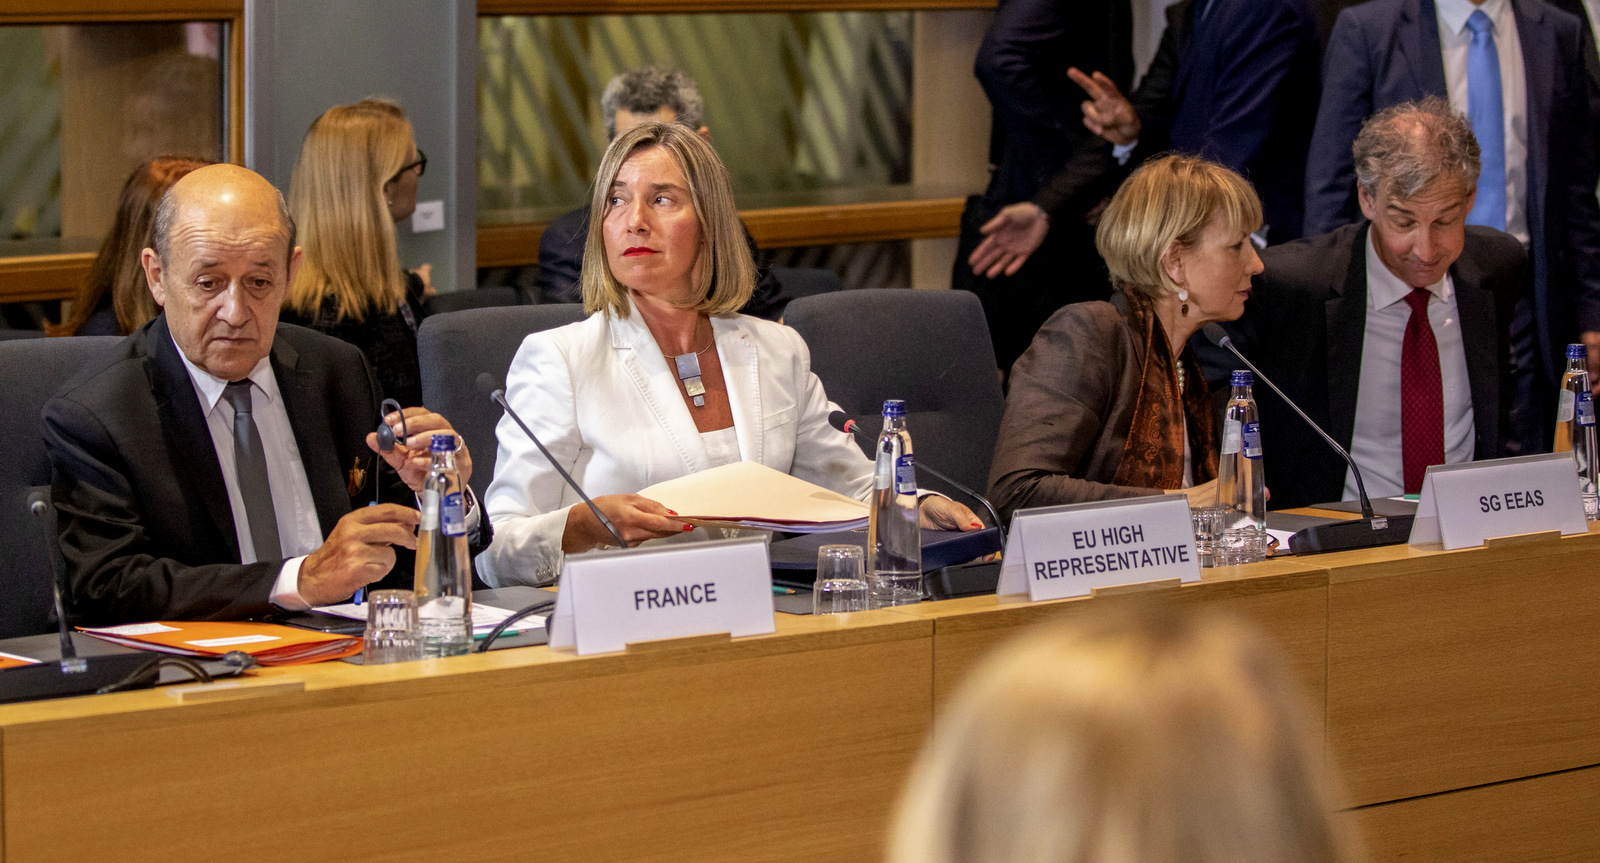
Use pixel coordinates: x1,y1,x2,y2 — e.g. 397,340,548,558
1178,289,1190,317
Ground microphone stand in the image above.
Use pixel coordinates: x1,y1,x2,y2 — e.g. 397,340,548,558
1203,325,1413,554
834,415,1005,544
487,386,629,550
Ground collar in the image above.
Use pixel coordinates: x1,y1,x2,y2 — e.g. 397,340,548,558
1365,230,1454,311
1436,0,1508,36
170,330,280,415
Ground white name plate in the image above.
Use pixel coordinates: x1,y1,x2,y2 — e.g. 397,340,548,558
548,536,775,656
1409,453,1588,550
996,494,1201,600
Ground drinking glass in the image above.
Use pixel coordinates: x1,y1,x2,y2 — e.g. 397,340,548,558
1217,526,1269,566
363,589,422,664
813,545,869,614
1190,505,1231,567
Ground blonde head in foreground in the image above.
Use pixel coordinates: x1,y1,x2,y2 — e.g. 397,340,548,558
889,609,1356,863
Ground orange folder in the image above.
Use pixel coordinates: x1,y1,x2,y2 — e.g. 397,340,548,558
79,621,361,666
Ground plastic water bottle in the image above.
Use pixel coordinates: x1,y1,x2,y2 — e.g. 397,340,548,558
1552,343,1600,520
867,399,922,607
414,434,472,657
1217,370,1267,534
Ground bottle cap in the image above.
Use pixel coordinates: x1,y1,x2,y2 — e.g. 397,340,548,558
882,399,907,418
1231,370,1253,387
1568,343,1586,360
430,433,456,452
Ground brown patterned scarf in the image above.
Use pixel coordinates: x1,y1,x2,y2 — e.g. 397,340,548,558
1111,291,1219,490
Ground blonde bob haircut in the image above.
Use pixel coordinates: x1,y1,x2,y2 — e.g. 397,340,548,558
1096,154,1263,301
889,608,1357,863
579,121,756,318
285,99,413,322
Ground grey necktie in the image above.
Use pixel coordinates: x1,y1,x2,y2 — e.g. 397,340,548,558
222,380,282,560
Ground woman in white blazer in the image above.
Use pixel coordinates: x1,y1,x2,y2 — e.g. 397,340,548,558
479,122,979,587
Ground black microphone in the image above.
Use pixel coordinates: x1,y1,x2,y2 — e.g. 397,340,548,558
29,493,81,670
828,409,1006,543
1200,323,1412,554
477,373,628,549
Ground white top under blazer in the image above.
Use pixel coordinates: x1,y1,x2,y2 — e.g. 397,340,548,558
477,310,874,587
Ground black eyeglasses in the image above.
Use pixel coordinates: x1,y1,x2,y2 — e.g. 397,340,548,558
391,149,426,183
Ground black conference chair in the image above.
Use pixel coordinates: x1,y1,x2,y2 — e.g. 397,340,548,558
0,329,45,341
418,304,587,502
784,289,1005,505
423,285,522,316
0,336,121,637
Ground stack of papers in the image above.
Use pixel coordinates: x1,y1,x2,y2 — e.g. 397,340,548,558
80,621,362,665
640,461,871,533
314,602,546,635
0,651,40,670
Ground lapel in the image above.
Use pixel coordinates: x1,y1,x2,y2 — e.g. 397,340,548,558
1326,225,1372,449
611,311,706,476
143,315,239,560
270,330,353,537
1402,0,1450,97
714,316,764,466
1448,240,1501,454
1516,0,1554,232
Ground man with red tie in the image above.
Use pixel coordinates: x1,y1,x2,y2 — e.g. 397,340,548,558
1234,98,1526,509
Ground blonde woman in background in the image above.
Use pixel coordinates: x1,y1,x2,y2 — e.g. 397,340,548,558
889,608,1358,863
283,99,433,406
50,156,212,337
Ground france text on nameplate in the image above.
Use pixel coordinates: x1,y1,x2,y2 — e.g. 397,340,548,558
1408,453,1588,550
548,536,775,655
996,495,1200,600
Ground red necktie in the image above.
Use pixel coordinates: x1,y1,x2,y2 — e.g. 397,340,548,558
1401,288,1445,493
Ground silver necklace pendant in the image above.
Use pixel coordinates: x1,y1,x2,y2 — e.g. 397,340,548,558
674,351,707,407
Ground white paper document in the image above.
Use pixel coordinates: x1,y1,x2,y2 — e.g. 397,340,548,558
639,461,869,531
316,602,546,634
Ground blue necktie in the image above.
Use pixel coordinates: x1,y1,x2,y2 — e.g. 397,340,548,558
1465,10,1507,231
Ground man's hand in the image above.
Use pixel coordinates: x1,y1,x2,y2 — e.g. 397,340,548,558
298,504,420,606
968,202,1051,279
366,407,472,491
562,494,694,553
1583,331,1600,396
918,496,984,531
1067,67,1141,146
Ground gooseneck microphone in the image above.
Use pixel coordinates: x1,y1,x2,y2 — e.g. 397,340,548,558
477,373,628,550
828,409,1007,542
1200,323,1412,554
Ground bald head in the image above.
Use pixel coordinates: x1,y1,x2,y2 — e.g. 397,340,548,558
152,163,297,268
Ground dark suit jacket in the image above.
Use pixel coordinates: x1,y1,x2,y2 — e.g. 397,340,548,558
42,316,439,625
1239,223,1525,509
1306,0,1600,381
975,0,1133,216
535,205,789,320
1116,0,1321,243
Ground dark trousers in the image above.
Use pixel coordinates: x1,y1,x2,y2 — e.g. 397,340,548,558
952,195,1112,374
1508,293,1557,456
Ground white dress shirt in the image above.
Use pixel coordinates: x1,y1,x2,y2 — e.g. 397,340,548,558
1436,0,1530,245
1583,0,1600,59
1344,233,1477,499
173,341,321,609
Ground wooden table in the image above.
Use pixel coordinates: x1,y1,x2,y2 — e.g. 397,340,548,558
3,526,1598,862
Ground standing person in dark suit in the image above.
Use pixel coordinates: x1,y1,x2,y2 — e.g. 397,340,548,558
535,67,787,321
43,164,485,625
1247,100,1524,509
955,0,1134,374
1305,0,1600,453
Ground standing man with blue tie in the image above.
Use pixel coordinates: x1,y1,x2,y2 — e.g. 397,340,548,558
1306,0,1600,453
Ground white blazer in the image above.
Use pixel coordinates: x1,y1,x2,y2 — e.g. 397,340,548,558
477,310,873,587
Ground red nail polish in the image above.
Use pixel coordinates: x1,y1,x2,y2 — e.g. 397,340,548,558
667,510,679,516
682,524,694,531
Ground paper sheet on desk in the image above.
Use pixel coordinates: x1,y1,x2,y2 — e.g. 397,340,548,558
315,603,546,634
639,461,870,532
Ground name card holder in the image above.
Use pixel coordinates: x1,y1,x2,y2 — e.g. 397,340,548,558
996,495,1201,601
1409,453,1589,550
548,537,775,656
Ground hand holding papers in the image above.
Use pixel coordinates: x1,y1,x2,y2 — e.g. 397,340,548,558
639,461,870,533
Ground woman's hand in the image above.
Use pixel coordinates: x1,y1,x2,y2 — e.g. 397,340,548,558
561,494,693,553
1169,479,1220,509
918,496,985,532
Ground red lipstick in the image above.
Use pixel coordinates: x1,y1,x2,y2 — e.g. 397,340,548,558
622,247,657,257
